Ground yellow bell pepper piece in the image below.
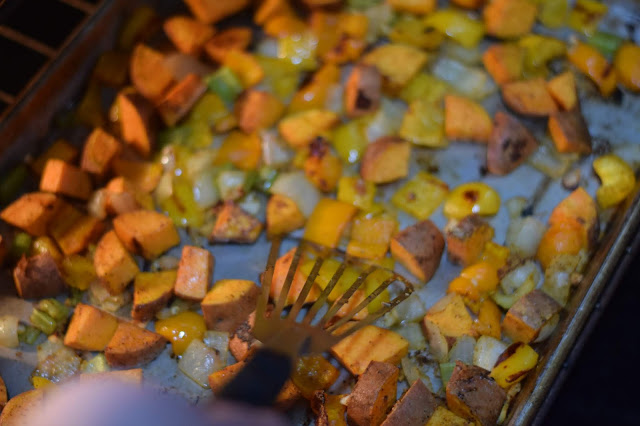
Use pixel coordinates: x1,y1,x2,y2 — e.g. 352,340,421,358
423,9,485,49
364,268,392,313
32,376,55,389
400,73,451,104
188,93,234,133
256,56,301,100
332,119,368,164
490,343,539,388
568,41,616,97
399,99,447,148
568,0,608,36
448,262,499,301
536,0,568,29
277,32,318,71
224,50,264,88
391,172,449,219
62,254,97,291
337,176,376,210
288,64,340,113
155,311,206,356
160,176,205,228
444,182,501,219
518,35,566,78
304,198,357,248
347,214,398,260
481,242,510,270
389,16,445,50
614,43,640,92
215,131,262,171
593,154,636,209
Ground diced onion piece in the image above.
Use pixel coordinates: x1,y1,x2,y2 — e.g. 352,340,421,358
422,318,449,363
527,142,577,179
185,150,216,178
535,313,560,342
256,38,278,58
0,315,19,348
392,293,427,324
238,192,262,217
87,190,108,220
154,172,174,203
500,261,540,295
506,217,546,258
203,330,230,370
36,336,82,382
270,171,321,218
441,41,482,65
89,280,132,313
151,255,181,272
393,322,426,351
364,3,394,43
178,339,220,388
432,57,496,100
217,170,246,201
505,197,527,219
326,84,344,114
192,170,219,208
473,336,508,371
82,353,110,374
366,98,406,142
261,130,293,168
448,335,475,365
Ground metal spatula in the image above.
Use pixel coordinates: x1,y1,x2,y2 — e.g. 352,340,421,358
219,238,414,406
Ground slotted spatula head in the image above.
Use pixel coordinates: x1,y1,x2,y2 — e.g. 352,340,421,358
253,238,415,358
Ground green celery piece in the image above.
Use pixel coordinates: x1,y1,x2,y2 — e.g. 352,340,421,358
588,31,623,58
36,299,69,322
18,324,41,345
205,67,244,104
30,309,57,335
439,362,456,387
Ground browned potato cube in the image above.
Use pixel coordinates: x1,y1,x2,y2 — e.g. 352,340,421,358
163,15,214,55
48,203,104,255
361,137,410,184
174,245,215,301
117,91,156,158
113,210,180,259
94,230,140,295
40,159,92,200
203,27,252,63
390,220,444,282
266,194,305,238
183,0,251,24
487,112,538,175
210,201,263,244
234,90,285,134
157,73,207,126
446,361,506,426
132,270,177,321
347,361,399,426
130,44,174,101
548,108,592,154
201,279,259,332
81,128,122,176
446,215,495,266
345,65,382,118
1,192,64,236
64,303,119,351
381,379,440,426
502,289,562,343
13,254,67,299
105,322,167,368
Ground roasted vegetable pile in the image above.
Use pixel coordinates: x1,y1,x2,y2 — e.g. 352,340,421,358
1,0,639,425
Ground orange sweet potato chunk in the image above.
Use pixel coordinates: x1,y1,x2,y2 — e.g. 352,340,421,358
502,78,558,117
163,15,215,55
482,44,523,85
64,303,119,351
40,159,92,200
94,230,140,295
157,74,207,127
81,128,122,176
113,210,180,260
117,91,156,158
174,245,215,301
444,95,493,143
130,44,174,101
204,27,252,63
48,203,104,255
1,192,64,236
183,0,251,24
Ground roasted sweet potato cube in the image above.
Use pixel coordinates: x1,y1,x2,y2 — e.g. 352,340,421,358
105,322,167,368
111,158,163,193
117,91,156,158
93,50,130,87
201,279,259,332
81,128,122,176
312,391,347,426
549,187,598,248
183,0,250,24
113,210,180,259
547,71,577,111
502,78,558,117
483,0,537,39
444,95,493,143
163,16,214,55
30,139,78,176
502,289,562,343
48,203,104,255
446,215,495,266
331,325,408,375
487,112,538,175
345,65,382,118
548,108,592,154
234,90,285,134
210,201,263,244
279,109,340,149
424,294,475,338
266,194,305,238
203,27,252,63
40,159,92,200
390,220,444,282
482,44,524,85
269,248,321,306
381,379,440,426
446,362,506,426
360,136,410,184
94,230,140,295
64,303,119,351
132,270,176,322
174,246,214,301
426,406,473,426
105,177,153,215
79,369,143,385
157,73,207,126
130,44,174,101
1,192,63,236
13,254,67,299
347,361,398,426
229,310,260,361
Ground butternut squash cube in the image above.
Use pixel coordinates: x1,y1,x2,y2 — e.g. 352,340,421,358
174,245,215,301
105,322,167,368
360,136,410,184
132,270,177,322
390,220,444,282
347,215,398,260
303,198,357,249
64,303,119,351
49,203,104,255
502,289,562,343
201,279,259,332
1,192,64,236
547,71,577,111
157,74,207,126
446,215,495,266
424,294,475,338
81,128,122,176
113,210,180,259
163,16,214,55
304,138,343,192
234,90,285,134
501,78,558,117
269,248,321,306
347,361,398,426
117,92,156,158
266,194,306,238
483,0,537,39
183,0,251,24
94,230,140,295
40,159,92,200
444,95,493,143
210,201,263,244
279,109,340,149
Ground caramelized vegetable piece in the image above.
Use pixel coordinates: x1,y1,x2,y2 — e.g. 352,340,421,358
423,9,486,49
487,111,538,175
183,0,250,24
331,325,408,375
81,128,122,176
502,78,558,117
132,270,176,321
360,137,410,184
279,109,340,149
426,406,473,426
163,16,214,55
390,220,444,282
362,44,429,90
568,41,616,97
204,27,252,63
446,361,507,426
234,90,285,134
444,95,493,143
482,43,524,85
64,303,119,351
548,108,592,154
311,391,347,426
347,361,399,426
614,42,640,92
593,154,636,209
266,194,305,237
304,138,343,192
117,92,156,158
113,210,180,259
345,65,382,118
105,321,167,368
30,139,79,176
210,201,263,244
49,204,104,255
157,73,207,126
490,342,539,388
173,246,214,301
391,172,449,220
202,279,259,332
381,379,440,426
13,253,67,299
502,289,562,343
303,198,357,248
546,71,577,111
536,223,584,270
347,215,398,260
269,248,320,306
229,310,259,361
1,192,63,236
94,230,140,295
424,293,475,338
548,187,598,249
483,0,537,39
446,215,495,266
292,355,340,399
130,44,174,101
40,159,92,200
